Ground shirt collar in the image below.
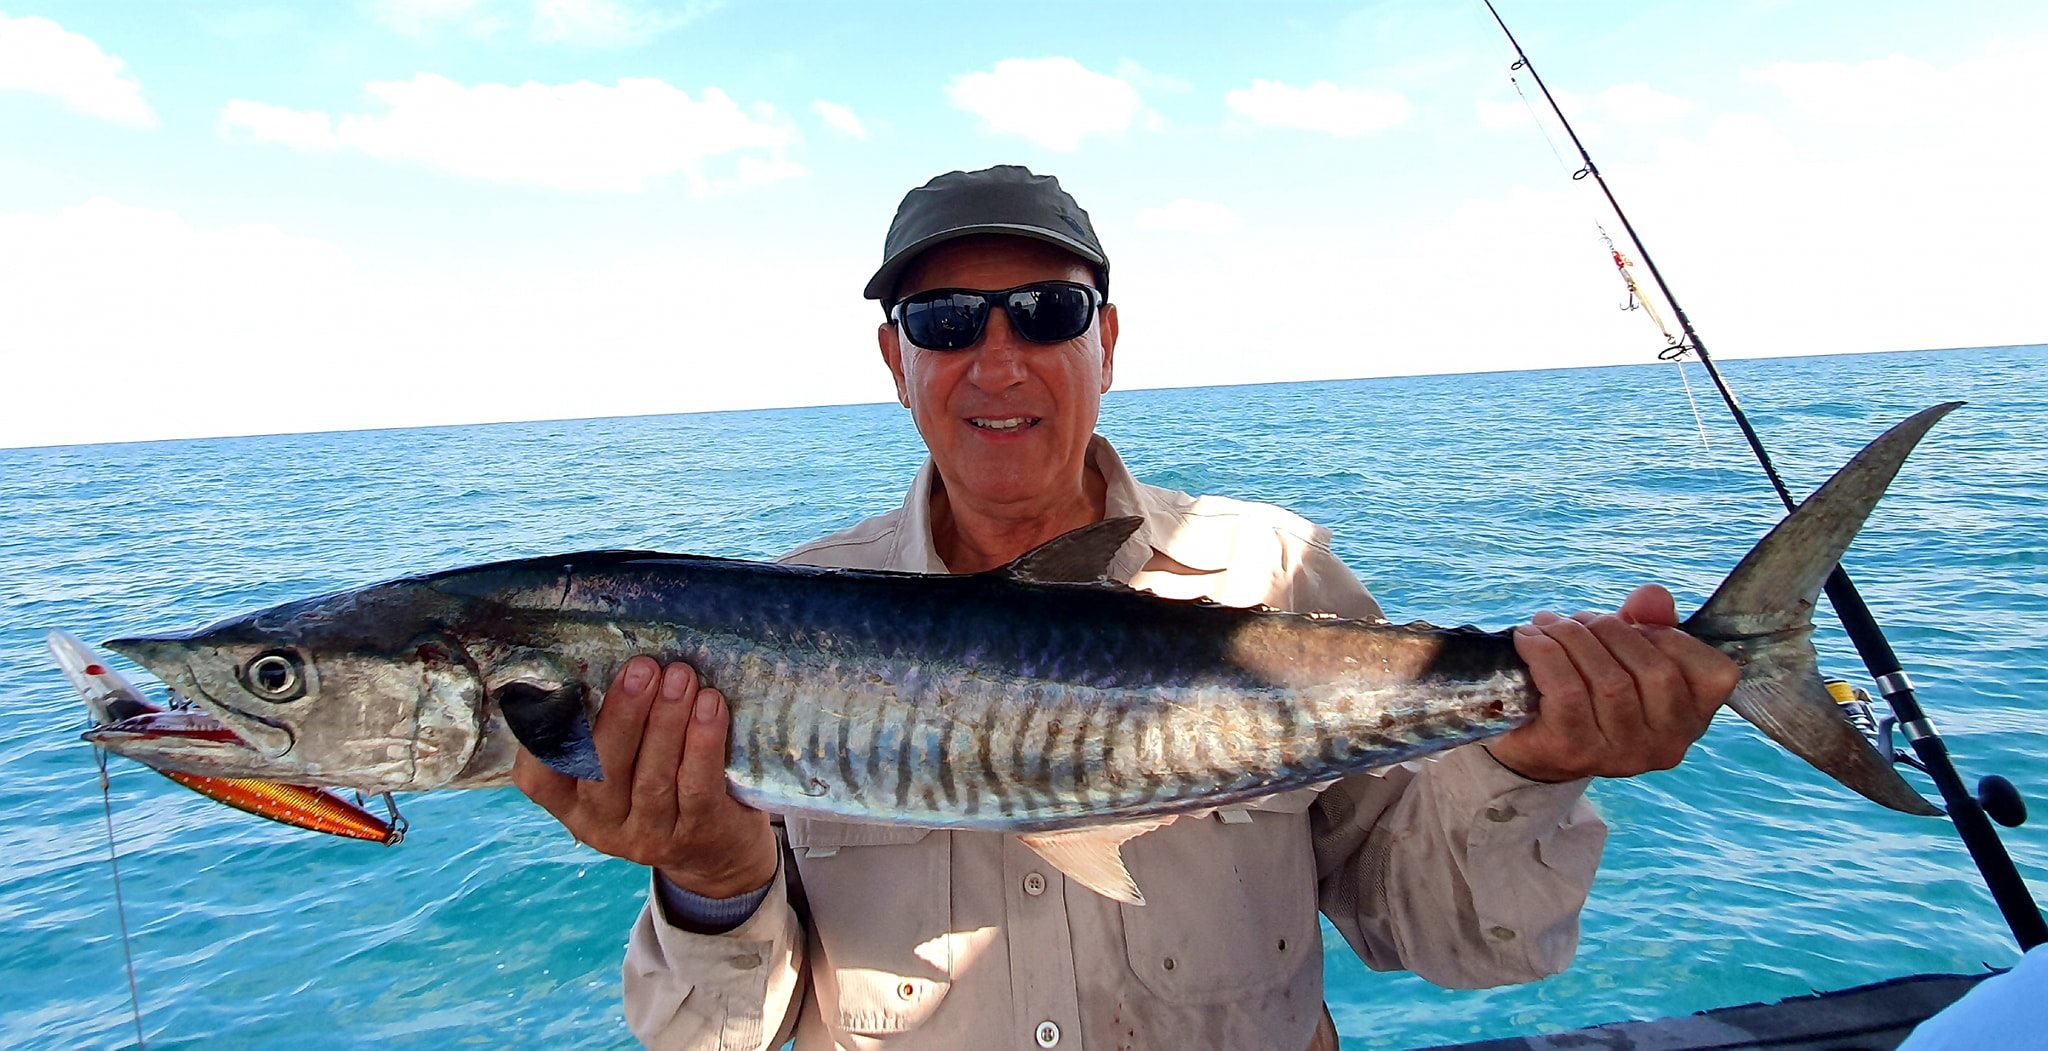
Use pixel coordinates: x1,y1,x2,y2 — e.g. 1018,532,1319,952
890,435,1238,578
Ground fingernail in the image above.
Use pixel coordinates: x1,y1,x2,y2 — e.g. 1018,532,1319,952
623,660,654,693
662,665,691,701
694,690,719,724
1531,611,1558,625
1514,624,1540,636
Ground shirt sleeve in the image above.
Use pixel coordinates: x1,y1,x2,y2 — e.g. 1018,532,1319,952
623,848,807,1050
655,871,777,935
1290,541,1609,989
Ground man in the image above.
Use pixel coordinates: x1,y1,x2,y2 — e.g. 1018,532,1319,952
514,165,1738,1050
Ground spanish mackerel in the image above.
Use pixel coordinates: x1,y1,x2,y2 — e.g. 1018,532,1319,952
85,405,1957,904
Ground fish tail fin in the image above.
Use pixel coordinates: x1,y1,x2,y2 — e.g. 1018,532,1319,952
1683,402,1960,817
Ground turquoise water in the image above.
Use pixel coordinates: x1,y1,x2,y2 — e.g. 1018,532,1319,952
2,346,2043,1048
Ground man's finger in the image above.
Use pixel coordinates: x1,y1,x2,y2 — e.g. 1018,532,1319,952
1617,584,1680,628
512,746,577,816
677,687,733,801
584,657,661,818
1506,626,1602,756
625,663,699,832
1579,613,1693,739
1645,627,1741,722
1537,616,1644,747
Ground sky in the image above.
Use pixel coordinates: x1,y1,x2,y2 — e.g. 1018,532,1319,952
0,0,2042,448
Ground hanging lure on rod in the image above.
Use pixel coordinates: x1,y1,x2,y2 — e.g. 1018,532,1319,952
1597,223,1713,448
1482,0,2043,951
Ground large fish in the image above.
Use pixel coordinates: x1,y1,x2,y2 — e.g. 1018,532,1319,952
85,405,1956,904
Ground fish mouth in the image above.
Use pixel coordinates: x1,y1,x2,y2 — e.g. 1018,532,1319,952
83,707,312,780
92,636,301,778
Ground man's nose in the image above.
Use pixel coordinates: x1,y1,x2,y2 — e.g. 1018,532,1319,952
967,307,1030,388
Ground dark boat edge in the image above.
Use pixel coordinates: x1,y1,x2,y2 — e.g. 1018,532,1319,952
1414,969,2004,1051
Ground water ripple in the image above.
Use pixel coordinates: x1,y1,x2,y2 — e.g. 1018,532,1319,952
2,347,2042,1047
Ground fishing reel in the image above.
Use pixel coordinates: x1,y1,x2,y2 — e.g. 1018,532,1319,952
1830,679,2028,828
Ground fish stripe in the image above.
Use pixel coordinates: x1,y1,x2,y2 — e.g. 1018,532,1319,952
894,691,920,811
976,681,1005,817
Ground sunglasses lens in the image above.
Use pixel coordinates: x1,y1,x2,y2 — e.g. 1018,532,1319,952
898,292,990,350
1005,283,1097,342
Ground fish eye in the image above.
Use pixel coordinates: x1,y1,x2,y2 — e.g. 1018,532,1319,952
243,650,306,702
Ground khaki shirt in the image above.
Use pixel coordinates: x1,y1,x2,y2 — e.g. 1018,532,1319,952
623,437,1606,1051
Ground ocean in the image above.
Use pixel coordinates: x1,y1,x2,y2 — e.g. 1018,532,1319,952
2,345,2042,1048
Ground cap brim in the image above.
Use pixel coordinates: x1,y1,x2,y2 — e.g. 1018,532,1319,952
863,223,1109,302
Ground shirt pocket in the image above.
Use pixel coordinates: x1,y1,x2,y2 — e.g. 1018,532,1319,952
1117,806,1321,1004
786,818,954,1036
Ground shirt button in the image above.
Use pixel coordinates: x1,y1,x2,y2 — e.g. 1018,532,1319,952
1485,805,1517,823
1035,1020,1061,1047
1488,925,1518,941
1023,871,1047,896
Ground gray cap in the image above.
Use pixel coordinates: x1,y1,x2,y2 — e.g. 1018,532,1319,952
864,165,1108,307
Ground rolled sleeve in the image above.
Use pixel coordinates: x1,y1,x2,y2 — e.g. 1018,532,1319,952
624,859,806,1051
1312,744,1606,989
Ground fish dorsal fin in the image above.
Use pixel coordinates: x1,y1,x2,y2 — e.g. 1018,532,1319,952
1002,517,1144,584
1017,817,1172,906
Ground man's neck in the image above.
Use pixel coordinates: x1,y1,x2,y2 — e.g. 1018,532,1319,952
929,465,1109,574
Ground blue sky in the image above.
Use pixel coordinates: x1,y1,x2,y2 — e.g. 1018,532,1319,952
2,0,2042,447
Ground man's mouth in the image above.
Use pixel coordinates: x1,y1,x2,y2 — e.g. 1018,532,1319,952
968,416,1042,432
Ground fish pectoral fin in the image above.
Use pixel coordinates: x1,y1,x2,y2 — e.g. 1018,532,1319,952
1017,817,1171,906
496,680,603,781
1001,517,1144,584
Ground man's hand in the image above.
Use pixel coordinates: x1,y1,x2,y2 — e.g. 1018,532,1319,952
1487,584,1741,784
512,657,778,898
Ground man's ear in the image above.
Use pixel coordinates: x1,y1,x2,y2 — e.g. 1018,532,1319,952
1097,302,1118,393
878,321,911,407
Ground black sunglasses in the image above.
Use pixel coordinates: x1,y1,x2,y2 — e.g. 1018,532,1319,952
889,280,1105,351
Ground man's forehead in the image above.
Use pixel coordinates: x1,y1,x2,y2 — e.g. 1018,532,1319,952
898,235,1095,293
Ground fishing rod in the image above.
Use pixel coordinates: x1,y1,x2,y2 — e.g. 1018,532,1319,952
1480,0,2045,951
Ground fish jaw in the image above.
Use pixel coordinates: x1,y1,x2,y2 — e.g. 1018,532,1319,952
104,635,298,757
83,708,314,781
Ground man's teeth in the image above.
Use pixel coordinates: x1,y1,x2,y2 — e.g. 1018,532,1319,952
970,417,1036,431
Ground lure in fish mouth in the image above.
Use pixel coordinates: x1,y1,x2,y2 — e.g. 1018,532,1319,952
84,404,1957,904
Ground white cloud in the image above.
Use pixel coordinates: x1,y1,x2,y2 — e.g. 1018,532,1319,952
0,198,886,448
1134,199,1242,234
1114,58,1192,94
946,58,1151,151
1111,41,2047,392
811,99,867,139
1476,83,1690,142
531,0,716,46
218,99,340,151
1597,83,1693,125
218,74,801,193
372,0,508,39
1750,42,2041,131
0,13,156,127
371,0,709,45
1224,79,1410,137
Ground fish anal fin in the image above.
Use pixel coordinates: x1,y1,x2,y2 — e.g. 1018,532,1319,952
1017,817,1171,906
1002,517,1144,584
496,680,603,781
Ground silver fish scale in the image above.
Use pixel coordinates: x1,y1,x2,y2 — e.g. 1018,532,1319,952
622,590,1542,831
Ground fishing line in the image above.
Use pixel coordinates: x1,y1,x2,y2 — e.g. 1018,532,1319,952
94,749,147,1049
1481,0,2046,951
1504,46,1715,458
